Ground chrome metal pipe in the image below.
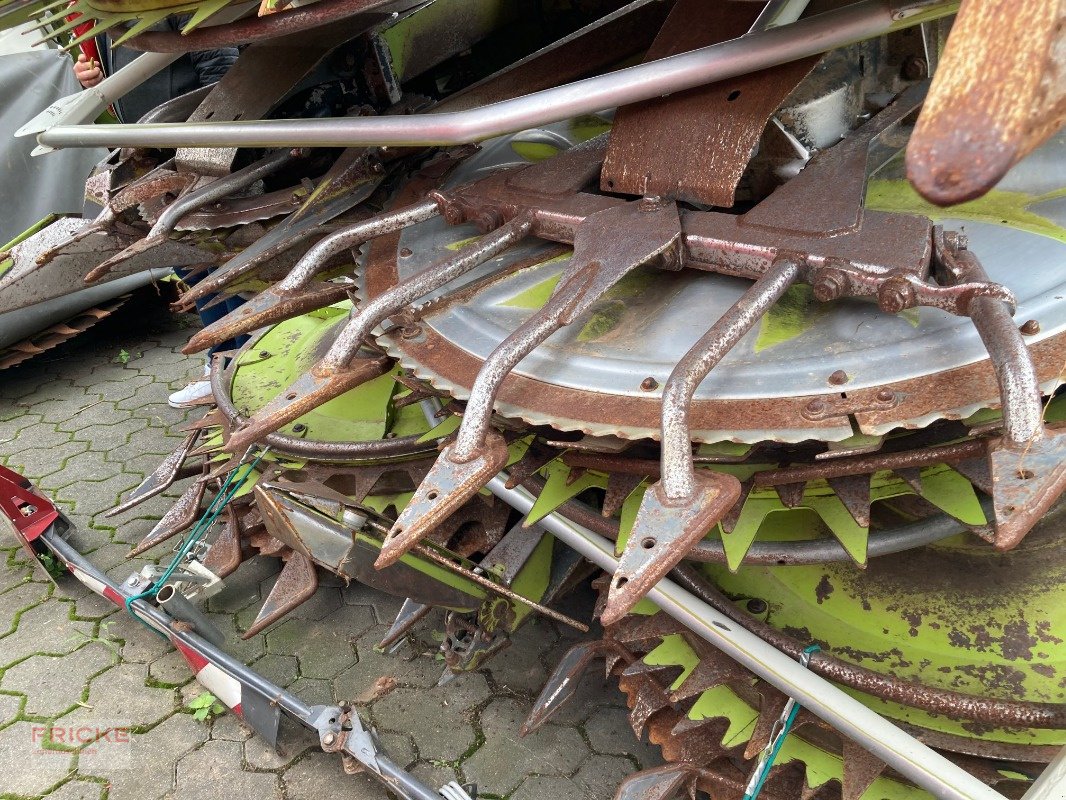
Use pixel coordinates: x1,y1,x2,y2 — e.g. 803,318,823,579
484,475,1008,800
38,0,959,150
1021,745,1066,800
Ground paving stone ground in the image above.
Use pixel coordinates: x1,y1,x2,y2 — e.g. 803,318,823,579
0,292,662,799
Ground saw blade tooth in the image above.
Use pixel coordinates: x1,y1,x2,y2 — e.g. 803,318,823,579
774,481,807,508
126,479,205,557
952,456,994,495
826,474,872,528
841,738,886,800
894,466,923,493
201,506,244,579
242,551,318,639
743,690,789,760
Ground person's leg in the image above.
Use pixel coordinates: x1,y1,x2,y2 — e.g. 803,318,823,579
168,267,246,408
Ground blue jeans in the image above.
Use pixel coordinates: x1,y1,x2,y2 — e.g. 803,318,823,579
176,267,249,357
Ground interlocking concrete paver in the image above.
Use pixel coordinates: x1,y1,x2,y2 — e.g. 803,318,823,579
484,616,559,694
0,603,96,664
282,750,383,800
572,754,637,798
264,608,370,679
333,625,440,701
210,713,253,742
0,690,23,726
584,705,663,769
371,673,491,764
173,739,282,799
67,662,177,729
91,712,209,800
0,581,52,634
242,719,313,770
464,698,590,795
2,644,116,717
43,778,106,800
0,721,76,796
511,775,589,800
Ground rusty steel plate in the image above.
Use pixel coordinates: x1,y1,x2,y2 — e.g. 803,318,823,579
371,122,1066,444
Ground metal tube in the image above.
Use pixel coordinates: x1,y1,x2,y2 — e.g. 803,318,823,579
42,531,315,720
149,148,298,240
38,528,458,800
277,198,439,292
38,0,960,150
485,476,1009,800
155,584,227,649
319,214,532,369
660,259,800,499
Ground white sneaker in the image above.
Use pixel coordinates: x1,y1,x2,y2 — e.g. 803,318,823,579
168,363,213,409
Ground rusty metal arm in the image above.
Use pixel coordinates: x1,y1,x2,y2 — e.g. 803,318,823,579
223,213,533,454
37,0,960,150
600,259,800,625
280,198,440,294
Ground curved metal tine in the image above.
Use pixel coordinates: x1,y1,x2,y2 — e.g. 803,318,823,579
602,258,802,625
37,167,193,269
176,149,386,308
185,198,440,353
939,236,1066,551
223,212,534,455
377,200,684,569
84,148,301,283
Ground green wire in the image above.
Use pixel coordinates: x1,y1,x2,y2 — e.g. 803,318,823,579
743,644,822,800
123,451,266,626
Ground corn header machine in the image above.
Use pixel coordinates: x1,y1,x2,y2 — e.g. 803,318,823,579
3,0,1065,797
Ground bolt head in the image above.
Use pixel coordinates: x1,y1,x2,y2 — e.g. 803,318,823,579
876,389,895,403
640,376,659,391
828,370,848,386
1020,319,1041,335
400,324,423,340
323,732,336,746
399,247,413,258
805,399,827,415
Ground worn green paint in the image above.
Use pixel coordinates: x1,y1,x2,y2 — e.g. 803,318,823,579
511,142,561,162
700,523,1066,748
867,181,1066,245
525,458,608,526
229,304,433,444
379,0,514,81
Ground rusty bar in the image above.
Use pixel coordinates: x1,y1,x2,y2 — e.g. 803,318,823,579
121,0,404,52
660,258,800,500
752,438,989,488
320,212,533,370
406,541,589,633
671,564,1066,729
277,198,439,293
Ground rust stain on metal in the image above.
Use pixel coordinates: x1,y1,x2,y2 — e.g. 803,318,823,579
601,0,819,207
906,0,1066,205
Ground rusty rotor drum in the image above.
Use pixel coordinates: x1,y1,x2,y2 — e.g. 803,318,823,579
367,123,1066,446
